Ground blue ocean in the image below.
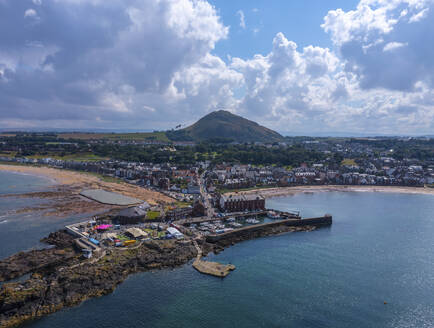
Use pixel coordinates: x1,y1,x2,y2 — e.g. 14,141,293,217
1,172,433,327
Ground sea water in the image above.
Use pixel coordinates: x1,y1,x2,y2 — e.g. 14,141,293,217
0,171,86,258
1,172,432,327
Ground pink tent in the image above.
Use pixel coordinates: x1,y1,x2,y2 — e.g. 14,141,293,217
95,224,112,230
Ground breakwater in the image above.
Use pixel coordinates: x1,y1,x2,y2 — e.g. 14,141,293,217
179,210,300,226
206,215,332,243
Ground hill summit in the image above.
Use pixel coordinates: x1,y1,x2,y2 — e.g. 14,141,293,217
168,110,283,143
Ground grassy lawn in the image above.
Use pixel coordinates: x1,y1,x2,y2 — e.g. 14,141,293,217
21,152,108,162
164,201,191,212
174,201,192,208
0,151,16,157
146,211,161,220
60,153,109,161
341,158,357,166
83,172,122,184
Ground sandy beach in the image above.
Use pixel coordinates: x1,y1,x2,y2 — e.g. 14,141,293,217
0,164,173,217
0,164,171,203
230,185,434,199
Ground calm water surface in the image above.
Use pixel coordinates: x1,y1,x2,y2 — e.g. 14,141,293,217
0,171,89,258
1,172,433,327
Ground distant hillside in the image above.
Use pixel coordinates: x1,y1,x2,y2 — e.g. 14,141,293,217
167,110,284,143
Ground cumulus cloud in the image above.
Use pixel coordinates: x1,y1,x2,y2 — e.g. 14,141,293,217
0,0,230,129
231,33,343,129
229,25,434,135
0,0,433,135
322,0,434,91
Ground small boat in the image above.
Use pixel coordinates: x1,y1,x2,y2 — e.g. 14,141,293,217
268,211,280,219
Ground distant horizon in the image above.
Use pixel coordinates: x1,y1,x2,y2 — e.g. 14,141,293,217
1,127,432,139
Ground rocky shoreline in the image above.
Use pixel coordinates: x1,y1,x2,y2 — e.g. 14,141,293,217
0,224,315,328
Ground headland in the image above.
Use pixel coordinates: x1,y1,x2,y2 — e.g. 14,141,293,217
0,206,331,327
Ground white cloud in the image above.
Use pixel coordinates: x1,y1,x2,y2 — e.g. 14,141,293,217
383,41,407,51
323,0,434,91
229,28,434,135
0,0,433,135
0,0,231,129
237,10,246,29
24,8,37,18
143,105,156,112
32,0,42,5
409,8,429,22
231,33,342,125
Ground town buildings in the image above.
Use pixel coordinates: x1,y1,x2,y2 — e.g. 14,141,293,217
219,193,265,212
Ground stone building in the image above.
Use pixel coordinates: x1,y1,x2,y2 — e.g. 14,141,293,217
219,193,265,212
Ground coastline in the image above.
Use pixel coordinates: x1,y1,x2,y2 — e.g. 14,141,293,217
0,221,319,328
0,168,58,186
0,164,172,206
2,164,432,201
231,185,434,198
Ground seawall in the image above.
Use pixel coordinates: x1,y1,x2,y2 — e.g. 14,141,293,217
206,215,332,243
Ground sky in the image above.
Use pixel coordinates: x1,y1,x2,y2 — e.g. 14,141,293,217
0,0,433,135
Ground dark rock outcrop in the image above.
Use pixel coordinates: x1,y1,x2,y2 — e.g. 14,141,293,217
0,248,77,283
0,223,318,327
207,224,315,254
40,230,76,248
0,240,196,328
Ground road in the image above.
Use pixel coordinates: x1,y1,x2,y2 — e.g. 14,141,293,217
199,171,215,219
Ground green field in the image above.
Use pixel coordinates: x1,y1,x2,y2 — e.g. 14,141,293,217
341,158,357,166
21,152,108,162
146,211,161,220
59,132,169,142
82,172,122,183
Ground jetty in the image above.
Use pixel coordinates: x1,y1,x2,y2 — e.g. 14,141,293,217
192,240,235,278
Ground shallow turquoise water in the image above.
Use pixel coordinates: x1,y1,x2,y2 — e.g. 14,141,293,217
1,171,433,327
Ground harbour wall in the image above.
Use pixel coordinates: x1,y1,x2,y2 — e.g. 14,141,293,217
206,215,332,243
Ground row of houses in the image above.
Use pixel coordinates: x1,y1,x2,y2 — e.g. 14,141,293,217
206,160,434,189
1,152,433,192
